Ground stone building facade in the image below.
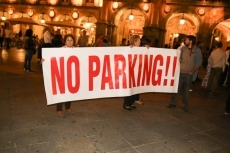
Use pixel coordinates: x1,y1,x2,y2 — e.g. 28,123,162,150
0,0,230,49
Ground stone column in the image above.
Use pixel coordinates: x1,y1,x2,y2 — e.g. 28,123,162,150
95,21,107,40
111,24,117,46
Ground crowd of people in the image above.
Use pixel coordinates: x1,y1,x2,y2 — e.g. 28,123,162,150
0,25,229,116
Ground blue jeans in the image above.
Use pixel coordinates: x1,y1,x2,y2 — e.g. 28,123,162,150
171,73,193,108
206,67,222,92
24,49,33,71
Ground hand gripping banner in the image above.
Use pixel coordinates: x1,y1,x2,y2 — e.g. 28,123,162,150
42,47,180,105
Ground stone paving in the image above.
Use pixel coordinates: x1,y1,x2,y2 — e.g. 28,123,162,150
0,48,230,153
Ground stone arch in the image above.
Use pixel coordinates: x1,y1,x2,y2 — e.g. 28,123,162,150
76,15,97,45
163,8,201,48
111,5,148,26
111,5,148,45
76,15,97,28
210,18,230,49
32,13,51,23
54,14,72,21
162,8,201,30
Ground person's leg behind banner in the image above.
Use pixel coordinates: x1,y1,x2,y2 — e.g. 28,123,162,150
182,74,193,112
168,73,183,108
65,102,73,113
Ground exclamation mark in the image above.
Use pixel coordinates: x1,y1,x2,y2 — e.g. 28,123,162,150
170,56,177,86
164,56,170,86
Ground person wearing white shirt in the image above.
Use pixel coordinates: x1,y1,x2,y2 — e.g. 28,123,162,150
43,28,52,47
206,42,226,93
0,25,5,49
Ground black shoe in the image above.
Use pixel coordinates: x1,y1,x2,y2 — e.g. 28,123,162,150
182,107,188,112
205,89,212,92
212,91,220,94
130,105,136,109
224,111,230,115
196,78,202,81
167,104,176,108
123,105,132,111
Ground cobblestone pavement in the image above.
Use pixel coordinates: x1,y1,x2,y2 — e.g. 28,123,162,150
0,48,230,153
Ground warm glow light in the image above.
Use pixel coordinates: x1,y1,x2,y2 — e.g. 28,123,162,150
85,22,91,28
215,37,219,41
40,18,45,24
94,0,103,7
49,10,55,18
1,15,6,21
174,33,179,37
112,2,119,9
91,27,94,31
72,12,78,20
129,14,134,20
180,18,185,25
143,3,149,12
71,0,83,6
28,0,36,4
180,13,185,25
28,9,33,17
1,12,6,21
8,7,13,15
49,0,58,5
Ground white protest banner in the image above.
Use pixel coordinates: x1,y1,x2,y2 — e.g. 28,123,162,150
42,47,180,105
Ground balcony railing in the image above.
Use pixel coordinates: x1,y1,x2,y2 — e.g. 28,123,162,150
165,0,229,6
0,0,100,7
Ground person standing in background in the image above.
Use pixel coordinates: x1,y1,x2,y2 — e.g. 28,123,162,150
0,25,5,50
77,30,88,47
94,34,104,47
206,42,226,94
103,35,111,47
43,28,52,47
120,38,127,46
5,26,12,50
24,29,36,73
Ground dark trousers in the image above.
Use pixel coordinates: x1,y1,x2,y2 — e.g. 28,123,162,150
24,50,33,71
226,92,230,112
124,94,139,106
0,37,3,48
5,38,11,50
206,67,222,92
134,94,139,101
43,43,52,48
220,65,228,85
56,102,71,111
171,73,193,107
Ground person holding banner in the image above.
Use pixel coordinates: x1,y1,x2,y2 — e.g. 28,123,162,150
57,34,76,116
167,35,202,112
41,34,75,116
123,35,147,110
